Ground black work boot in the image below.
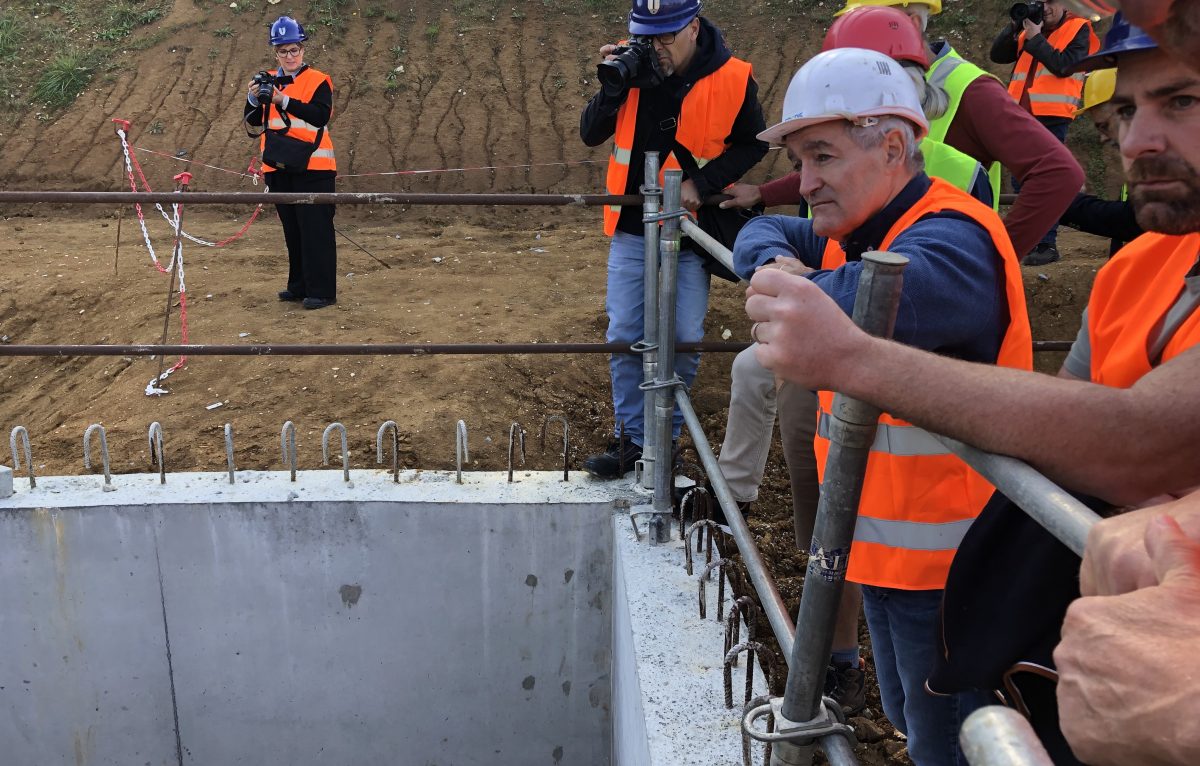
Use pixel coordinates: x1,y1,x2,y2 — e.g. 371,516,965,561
1022,243,1061,266
824,659,867,716
582,439,642,479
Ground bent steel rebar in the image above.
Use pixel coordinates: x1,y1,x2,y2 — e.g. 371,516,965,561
539,415,569,482
224,423,236,485
684,519,720,577
725,596,759,670
83,424,114,490
9,426,35,489
507,423,526,483
724,640,776,711
741,694,775,766
677,485,711,539
280,421,297,482
698,558,728,621
147,422,165,484
322,423,350,482
455,420,469,484
376,420,400,483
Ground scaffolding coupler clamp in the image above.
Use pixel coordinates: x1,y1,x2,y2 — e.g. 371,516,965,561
639,181,662,197
641,207,690,224
638,375,685,392
742,696,858,748
630,339,659,355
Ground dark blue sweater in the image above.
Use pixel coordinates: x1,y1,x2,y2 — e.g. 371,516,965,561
733,174,1009,363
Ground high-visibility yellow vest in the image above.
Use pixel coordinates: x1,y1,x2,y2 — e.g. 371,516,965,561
926,49,1002,209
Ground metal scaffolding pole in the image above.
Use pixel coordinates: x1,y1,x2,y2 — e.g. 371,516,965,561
648,170,683,544
931,436,1099,555
960,707,1054,765
765,251,909,766
637,152,662,492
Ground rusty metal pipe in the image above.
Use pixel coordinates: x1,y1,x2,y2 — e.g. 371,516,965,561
0,190,643,206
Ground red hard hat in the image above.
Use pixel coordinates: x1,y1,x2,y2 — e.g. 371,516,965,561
822,6,930,69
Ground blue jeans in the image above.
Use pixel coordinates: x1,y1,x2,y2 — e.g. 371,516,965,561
605,230,711,444
1011,119,1070,250
861,586,990,766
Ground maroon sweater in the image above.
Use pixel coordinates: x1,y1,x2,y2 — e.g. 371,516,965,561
758,50,1083,258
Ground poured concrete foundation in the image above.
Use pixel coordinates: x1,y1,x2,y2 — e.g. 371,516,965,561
1,469,761,765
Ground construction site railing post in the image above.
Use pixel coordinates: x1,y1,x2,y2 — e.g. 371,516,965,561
637,152,662,492
647,170,684,544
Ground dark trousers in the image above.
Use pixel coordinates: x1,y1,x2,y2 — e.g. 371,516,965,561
1012,118,1071,251
266,170,337,300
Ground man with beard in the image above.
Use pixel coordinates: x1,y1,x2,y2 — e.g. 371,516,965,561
745,13,1200,763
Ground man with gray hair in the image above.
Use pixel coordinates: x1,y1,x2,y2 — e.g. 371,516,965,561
734,47,1032,765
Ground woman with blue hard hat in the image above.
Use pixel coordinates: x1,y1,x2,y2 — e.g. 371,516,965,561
244,15,339,310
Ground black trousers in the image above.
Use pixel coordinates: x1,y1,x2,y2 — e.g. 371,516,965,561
266,170,337,300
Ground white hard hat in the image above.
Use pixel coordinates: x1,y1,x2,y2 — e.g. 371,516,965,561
758,48,929,145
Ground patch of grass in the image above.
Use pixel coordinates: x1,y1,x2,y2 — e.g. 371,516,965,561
308,0,352,35
363,4,382,18
97,3,165,41
213,26,234,37
424,23,439,42
33,51,94,109
0,14,25,60
208,47,221,60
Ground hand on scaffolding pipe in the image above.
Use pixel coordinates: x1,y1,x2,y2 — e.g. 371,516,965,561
1055,511,1200,766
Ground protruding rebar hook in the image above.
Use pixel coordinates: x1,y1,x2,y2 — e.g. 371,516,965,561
9,426,35,489
322,423,350,482
539,415,570,482
725,596,759,669
507,422,527,483
678,485,711,538
224,423,236,485
684,519,720,575
147,422,165,484
455,420,469,484
376,420,400,483
83,424,114,491
280,421,297,482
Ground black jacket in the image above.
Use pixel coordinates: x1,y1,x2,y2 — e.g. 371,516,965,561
580,17,767,244
1060,190,1142,257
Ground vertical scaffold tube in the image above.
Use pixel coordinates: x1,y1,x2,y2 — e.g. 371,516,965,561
773,251,909,766
639,152,662,492
650,170,683,543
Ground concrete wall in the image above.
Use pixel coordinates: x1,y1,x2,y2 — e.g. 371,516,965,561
0,471,616,766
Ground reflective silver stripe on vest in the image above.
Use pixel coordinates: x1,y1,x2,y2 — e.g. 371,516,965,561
311,148,335,159
853,516,976,551
1030,93,1082,105
613,146,632,165
1010,71,1028,82
817,412,952,457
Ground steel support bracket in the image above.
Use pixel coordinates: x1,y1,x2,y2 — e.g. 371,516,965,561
742,696,858,748
630,340,659,354
638,375,685,392
642,207,689,224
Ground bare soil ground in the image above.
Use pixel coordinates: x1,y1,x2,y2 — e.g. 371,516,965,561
0,0,1116,761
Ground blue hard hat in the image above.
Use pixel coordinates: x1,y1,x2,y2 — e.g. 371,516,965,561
1073,12,1157,72
269,16,307,46
628,0,701,35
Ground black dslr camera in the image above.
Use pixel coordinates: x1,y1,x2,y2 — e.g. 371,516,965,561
253,70,279,103
1009,1,1045,24
596,36,665,96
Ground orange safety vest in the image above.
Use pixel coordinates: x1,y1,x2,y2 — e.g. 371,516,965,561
1006,16,1099,120
814,178,1033,590
603,57,753,235
1088,233,1200,387
260,66,337,173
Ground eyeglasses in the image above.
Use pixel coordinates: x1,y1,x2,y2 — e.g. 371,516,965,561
275,46,303,57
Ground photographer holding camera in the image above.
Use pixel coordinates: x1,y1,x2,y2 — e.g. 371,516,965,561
243,15,338,310
579,0,767,478
991,0,1098,264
